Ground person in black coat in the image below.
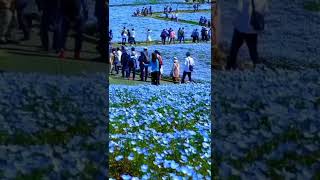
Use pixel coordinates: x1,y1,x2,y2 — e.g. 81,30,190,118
37,0,59,51
121,48,130,78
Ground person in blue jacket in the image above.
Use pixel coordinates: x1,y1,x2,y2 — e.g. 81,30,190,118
149,52,160,85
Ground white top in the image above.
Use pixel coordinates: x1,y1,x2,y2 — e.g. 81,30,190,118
183,56,195,72
116,50,122,62
131,31,136,38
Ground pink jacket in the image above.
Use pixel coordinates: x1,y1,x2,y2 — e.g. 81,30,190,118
170,31,176,38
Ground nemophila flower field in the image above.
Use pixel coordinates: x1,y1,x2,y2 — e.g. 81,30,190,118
0,73,107,179
214,68,320,178
110,4,210,42
132,43,211,82
109,83,211,179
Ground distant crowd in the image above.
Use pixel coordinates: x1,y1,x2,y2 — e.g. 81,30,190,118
108,26,211,45
133,6,152,16
109,46,195,85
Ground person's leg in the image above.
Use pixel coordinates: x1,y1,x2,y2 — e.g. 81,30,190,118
145,67,148,81
58,17,70,57
188,72,192,82
226,29,244,70
181,71,187,83
122,65,125,77
126,67,130,78
40,12,50,50
132,67,136,80
245,33,259,65
0,9,11,43
74,19,84,59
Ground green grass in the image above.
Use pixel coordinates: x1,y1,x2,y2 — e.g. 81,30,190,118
0,50,108,75
304,1,320,11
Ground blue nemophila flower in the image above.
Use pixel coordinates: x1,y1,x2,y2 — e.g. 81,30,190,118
115,155,123,161
141,164,148,173
121,174,131,180
128,153,134,161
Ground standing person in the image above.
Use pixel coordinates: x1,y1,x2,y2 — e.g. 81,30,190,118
16,0,35,41
141,47,150,81
160,29,167,45
138,50,148,81
127,29,131,45
38,0,60,51
180,27,185,43
114,47,122,74
58,0,89,59
169,29,176,44
128,47,138,80
181,52,195,83
167,28,172,42
131,28,136,45
121,47,130,78
0,0,16,44
149,52,160,85
226,0,268,70
149,6,152,15
191,29,199,43
177,28,181,43
121,27,128,45
109,48,116,74
109,30,113,44
146,29,152,44
154,50,163,81
201,27,206,41
171,57,180,84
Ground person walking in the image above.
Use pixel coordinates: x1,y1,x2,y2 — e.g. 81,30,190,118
226,0,268,70
128,47,138,80
171,57,180,84
121,47,130,78
149,52,160,85
146,29,152,44
181,52,195,83
114,47,122,74
169,29,176,44
160,29,167,45
138,47,150,81
130,28,136,45
109,48,116,74
180,28,185,43
0,0,16,44
121,27,128,45
58,0,89,59
155,50,163,81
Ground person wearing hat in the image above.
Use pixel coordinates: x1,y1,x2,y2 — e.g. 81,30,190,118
171,57,180,83
181,52,195,83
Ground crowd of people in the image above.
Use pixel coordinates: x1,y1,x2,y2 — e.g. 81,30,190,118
199,16,211,27
191,27,211,43
108,26,211,46
160,27,187,45
133,6,152,17
109,45,195,85
0,0,104,60
193,3,201,12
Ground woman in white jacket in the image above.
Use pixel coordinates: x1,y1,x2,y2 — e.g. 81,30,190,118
226,0,268,70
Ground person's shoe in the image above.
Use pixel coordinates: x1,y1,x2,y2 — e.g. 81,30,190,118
59,50,65,59
74,51,81,59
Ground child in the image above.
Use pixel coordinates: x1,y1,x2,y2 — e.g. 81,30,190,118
171,57,180,83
